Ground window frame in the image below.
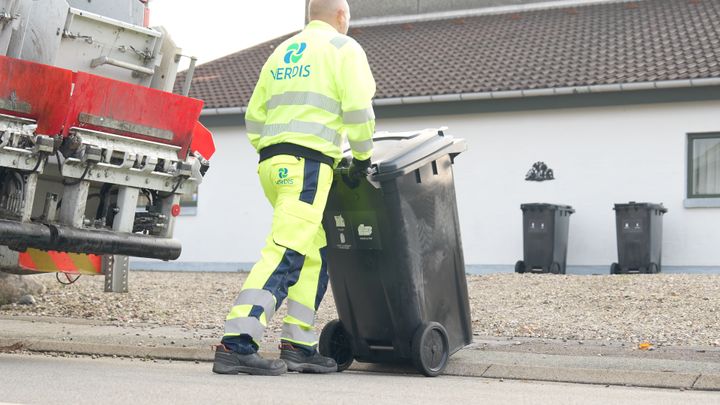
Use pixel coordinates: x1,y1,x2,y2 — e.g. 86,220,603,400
687,132,720,200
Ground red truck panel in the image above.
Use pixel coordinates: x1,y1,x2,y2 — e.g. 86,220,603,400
191,122,216,159
1,55,213,162
65,73,205,158
0,55,73,135
18,250,102,275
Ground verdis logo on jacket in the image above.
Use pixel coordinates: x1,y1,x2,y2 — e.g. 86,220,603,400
271,42,311,81
284,42,306,63
276,167,294,185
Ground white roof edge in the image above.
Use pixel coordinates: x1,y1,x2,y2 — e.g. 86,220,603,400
200,107,246,116
351,0,639,28
368,78,719,107
200,78,720,116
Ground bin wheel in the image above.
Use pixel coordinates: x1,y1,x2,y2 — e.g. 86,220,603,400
550,262,562,275
319,319,354,372
411,321,450,377
610,263,620,275
648,262,659,274
515,260,526,274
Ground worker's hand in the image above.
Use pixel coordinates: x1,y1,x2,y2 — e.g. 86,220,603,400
342,157,371,188
348,157,371,180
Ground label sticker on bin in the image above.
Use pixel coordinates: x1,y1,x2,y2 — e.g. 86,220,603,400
622,220,643,233
325,211,382,250
528,221,547,233
327,212,355,250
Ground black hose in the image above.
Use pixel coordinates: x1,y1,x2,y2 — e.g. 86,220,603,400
158,177,185,200
55,151,63,173
95,183,114,220
18,154,48,175
29,154,47,173
141,188,153,207
56,272,81,285
11,172,24,196
62,164,92,186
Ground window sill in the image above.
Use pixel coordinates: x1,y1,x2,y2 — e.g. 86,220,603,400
684,198,720,208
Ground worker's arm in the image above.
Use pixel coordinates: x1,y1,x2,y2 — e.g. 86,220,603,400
245,63,271,150
339,43,376,162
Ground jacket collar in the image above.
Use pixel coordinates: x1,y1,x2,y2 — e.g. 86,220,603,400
305,20,339,33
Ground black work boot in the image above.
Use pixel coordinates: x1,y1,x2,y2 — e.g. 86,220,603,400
212,345,287,376
279,343,338,373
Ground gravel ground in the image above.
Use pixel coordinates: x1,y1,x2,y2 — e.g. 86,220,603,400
1,272,719,348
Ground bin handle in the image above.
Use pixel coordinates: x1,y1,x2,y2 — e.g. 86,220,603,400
336,166,375,189
448,139,467,164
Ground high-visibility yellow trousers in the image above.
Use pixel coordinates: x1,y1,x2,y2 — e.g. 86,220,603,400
223,155,333,350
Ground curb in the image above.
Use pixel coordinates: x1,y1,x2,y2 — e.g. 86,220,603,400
3,337,719,391
482,364,700,390
0,338,213,362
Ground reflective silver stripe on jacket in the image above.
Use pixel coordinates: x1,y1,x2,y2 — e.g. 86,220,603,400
349,138,373,153
286,299,316,326
266,91,342,116
262,120,342,147
225,317,265,339
330,36,350,49
233,289,276,321
281,323,318,345
246,120,265,134
343,107,375,125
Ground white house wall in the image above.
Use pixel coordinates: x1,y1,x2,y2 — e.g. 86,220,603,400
144,99,720,270
377,100,720,268
165,125,273,268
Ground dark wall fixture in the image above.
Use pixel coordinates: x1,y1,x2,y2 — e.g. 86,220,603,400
526,162,554,182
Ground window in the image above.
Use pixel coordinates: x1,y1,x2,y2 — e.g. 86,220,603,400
688,133,720,199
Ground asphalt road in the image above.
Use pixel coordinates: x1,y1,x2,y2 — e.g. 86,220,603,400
0,354,718,405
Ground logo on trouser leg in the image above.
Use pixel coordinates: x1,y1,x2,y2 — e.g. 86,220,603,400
277,168,294,185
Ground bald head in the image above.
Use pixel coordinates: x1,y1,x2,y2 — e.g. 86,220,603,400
308,0,351,34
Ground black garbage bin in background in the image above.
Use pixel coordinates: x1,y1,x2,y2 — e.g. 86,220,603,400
515,204,575,274
611,202,667,274
319,128,473,377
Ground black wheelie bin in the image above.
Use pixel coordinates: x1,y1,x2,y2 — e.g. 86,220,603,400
611,202,667,274
515,204,575,274
319,128,472,377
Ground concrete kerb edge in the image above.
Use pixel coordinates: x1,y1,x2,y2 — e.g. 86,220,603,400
3,338,720,391
0,338,214,362
693,374,720,391
480,363,703,390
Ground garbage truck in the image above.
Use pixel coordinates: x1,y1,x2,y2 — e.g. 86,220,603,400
0,0,214,292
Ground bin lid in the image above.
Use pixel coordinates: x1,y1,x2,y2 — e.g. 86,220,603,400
355,128,466,181
613,202,668,213
521,203,575,213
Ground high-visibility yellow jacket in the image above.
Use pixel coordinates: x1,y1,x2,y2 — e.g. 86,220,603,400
245,20,376,166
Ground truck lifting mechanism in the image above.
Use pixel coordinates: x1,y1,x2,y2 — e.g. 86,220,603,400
0,0,215,291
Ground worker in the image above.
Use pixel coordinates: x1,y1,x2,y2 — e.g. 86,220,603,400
213,0,376,375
